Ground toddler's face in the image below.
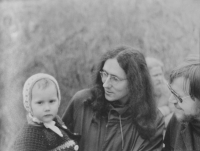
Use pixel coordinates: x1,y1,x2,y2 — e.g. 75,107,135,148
31,83,59,123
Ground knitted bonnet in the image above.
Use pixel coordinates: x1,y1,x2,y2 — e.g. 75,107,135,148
23,73,61,113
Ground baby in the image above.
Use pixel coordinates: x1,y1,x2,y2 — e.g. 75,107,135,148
13,73,79,151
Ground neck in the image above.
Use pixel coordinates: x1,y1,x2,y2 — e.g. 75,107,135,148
117,95,130,106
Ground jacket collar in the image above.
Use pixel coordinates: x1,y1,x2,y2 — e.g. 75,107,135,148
180,118,200,149
191,118,200,135
108,102,130,116
180,122,193,151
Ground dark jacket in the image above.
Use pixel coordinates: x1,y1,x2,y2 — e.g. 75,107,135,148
163,114,200,151
62,89,164,151
13,116,79,151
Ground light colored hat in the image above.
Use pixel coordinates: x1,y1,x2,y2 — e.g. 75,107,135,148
23,73,61,113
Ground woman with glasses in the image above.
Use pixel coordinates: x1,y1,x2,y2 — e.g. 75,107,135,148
62,46,164,151
163,54,200,151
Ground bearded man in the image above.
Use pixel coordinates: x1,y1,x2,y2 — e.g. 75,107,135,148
163,55,200,151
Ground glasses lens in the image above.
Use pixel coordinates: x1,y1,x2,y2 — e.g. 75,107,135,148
172,93,182,103
100,71,125,86
100,71,107,82
168,84,182,103
110,77,117,85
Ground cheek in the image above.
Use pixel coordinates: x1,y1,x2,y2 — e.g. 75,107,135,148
151,77,157,82
179,102,196,114
30,103,36,113
52,102,59,112
193,102,200,115
30,101,38,113
114,84,129,95
31,105,41,114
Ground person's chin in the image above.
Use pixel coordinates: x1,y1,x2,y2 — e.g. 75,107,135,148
43,119,54,123
105,94,115,102
174,108,184,121
154,87,162,95
175,112,193,123
42,115,55,123
175,113,185,122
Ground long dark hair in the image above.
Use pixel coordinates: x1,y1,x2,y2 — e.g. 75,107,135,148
90,46,157,139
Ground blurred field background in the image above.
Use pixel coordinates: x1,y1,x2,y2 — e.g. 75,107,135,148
0,0,200,150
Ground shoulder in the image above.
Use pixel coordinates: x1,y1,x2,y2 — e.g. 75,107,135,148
153,109,165,136
16,123,45,137
63,88,93,120
73,88,93,99
168,114,182,136
163,114,182,149
13,123,47,150
167,114,180,130
153,109,165,134
15,123,45,140
70,88,93,105
62,88,94,128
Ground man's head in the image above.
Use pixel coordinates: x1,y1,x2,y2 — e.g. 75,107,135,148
93,46,156,138
146,57,166,97
94,46,155,108
168,55,200,122
100,57,129,104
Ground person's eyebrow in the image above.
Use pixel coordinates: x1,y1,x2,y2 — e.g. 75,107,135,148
102,69,119,78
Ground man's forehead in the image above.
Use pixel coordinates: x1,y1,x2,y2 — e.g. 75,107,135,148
171,77,190,95
149,67,163,75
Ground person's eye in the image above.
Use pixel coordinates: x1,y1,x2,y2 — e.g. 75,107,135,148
103,72,108,77
177,97,183,103
112,76,120,82
37,101,43,105
50,100,56,103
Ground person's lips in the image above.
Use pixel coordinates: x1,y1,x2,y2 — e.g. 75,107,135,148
105,90,113,95
174,105,182,111
155,81,161,86
44,114,53,118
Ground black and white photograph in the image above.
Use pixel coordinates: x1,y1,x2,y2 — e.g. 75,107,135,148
0,0,200,151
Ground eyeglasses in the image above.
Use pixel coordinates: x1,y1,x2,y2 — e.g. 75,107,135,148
167,84,190,103
99,71,127,85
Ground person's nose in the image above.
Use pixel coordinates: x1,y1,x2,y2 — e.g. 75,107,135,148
44,103,50,111
169,94,177,104
103,76,112,88
156,75,163,83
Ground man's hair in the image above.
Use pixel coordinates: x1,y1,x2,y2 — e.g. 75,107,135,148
145,57,164,71
170,54,200,101
90,46,157,139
